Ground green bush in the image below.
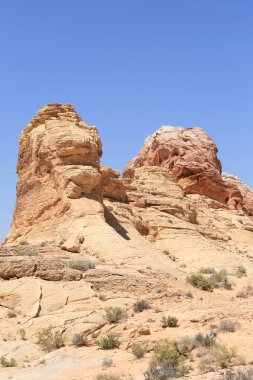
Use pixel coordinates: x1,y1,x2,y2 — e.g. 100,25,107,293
236,266,247,278
152,340,190,375
104,306,125,324
199,267,216,274
131,342,147,358
0,356,17,367
187,273,213,292
96,333,120,350
133,299,150,312
36,327,64,352
214,346,237,369
161,316,178,328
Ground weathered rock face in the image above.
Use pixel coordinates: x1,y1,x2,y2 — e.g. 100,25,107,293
223,173,253,217
123,126,244,209
5,104,104,247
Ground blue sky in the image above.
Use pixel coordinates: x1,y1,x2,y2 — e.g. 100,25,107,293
0,0,253,242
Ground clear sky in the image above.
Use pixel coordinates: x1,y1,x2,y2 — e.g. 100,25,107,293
0,0,253,242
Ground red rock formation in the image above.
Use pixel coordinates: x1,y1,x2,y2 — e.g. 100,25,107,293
123,126,244,209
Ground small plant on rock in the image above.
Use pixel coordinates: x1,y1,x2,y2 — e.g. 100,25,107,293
36,326,64,352
104,306,126,324
133,299,150,312
161,316,178,328
96,333,120,350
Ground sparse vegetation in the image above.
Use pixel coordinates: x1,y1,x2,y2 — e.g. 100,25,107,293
67,260,95,271
187,273,213,291
19,240,28,245
214,345,237,369
17,249,39,256
96,333,120,350
151,340,190,376
195,332,216,348
131,342,147,358
209,269,232,290
133,299,150,312
101,357,113,368
176,336,196,356
17,328,26,340
0,356,17,367
144,362,182,379
104,306,126,324
72,333,87,347
236,266,247,278
198,353,216,373
185,291,193,298
36,327,64,352
161,316,178,328
199,267,216,274
218,320,238,333
96,375,122,380
98,293,106,301
223,368,253,380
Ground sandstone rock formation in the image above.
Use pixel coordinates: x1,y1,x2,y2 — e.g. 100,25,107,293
123,126,245,210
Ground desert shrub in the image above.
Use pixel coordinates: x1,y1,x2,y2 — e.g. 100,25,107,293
101,357,113,368
195,332,216,348
0,356,17,367
7,310,16,318
36,326,64,352
144,362,182,379
176,336,195,356
91,331,100,339
236,290,248,299
152,340,190,375
98,293,106,301
214,346,237,369
96,375,122,380
17,249,38,256
209,269,232,290
96,333,120,350
236,266,247,278
104,306,125,324
72,333,87,347
223,368,253,380
20,240,28,245
218,320,238,333
67,260,95,271
17,328,26,340
187,273,213,292
161,316,178,328
133,299,150,312
198,353,216,373
185,291,193,298
131,342,147,358
199,267,216,274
